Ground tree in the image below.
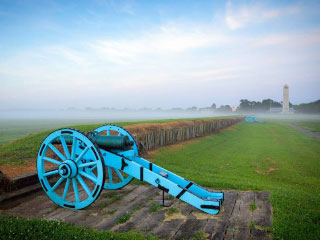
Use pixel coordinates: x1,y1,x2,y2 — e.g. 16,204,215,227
217,105,232,112
262,99,273,111
211,103,216,110
239,99,250,112
294,100,320,113
238,99,282,112
186,106,197,111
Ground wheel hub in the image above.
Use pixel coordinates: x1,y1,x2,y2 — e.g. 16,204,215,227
58,160,78,178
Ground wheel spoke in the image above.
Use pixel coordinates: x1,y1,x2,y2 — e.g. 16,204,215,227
90,164,97,171
77,175,92,196
75,147,89,163
79,170,97,184
72,178,80,203
118,132,121,136
60,136,70,159
48,144,66,161
87,171,97,179
51,177,64,191
43,170,59,177
108,167,113,184
114,168,125,182
107,130,110,136
78,161,97,168
71,136,77,160
62,178,71,201
43,157,61,165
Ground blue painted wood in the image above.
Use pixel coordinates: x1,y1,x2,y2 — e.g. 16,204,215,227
94,125,137,190
245,115,261,122
103,145,221,215
37,129,105,209
37,125,224,214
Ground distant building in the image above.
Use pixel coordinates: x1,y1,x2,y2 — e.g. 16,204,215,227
270,106,294,113
282,84,289,113
269,85,294,113
232,106,238,112
270,107,282,113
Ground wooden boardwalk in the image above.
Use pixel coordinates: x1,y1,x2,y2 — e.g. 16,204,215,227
1,184,272,239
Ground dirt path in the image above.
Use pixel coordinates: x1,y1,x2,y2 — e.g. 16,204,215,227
0,184,272,240
287,123,320,140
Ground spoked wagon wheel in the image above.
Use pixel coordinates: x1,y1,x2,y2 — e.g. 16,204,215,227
37,129,105,209
94,125,139,190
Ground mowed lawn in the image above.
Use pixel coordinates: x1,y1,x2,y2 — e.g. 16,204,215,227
150,121,320,240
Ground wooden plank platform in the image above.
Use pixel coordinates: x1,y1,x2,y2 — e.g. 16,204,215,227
0,184,272,240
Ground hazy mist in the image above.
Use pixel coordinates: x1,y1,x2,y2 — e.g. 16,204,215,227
0,109,232,120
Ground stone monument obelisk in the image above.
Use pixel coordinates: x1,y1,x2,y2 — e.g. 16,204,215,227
282,84,289,113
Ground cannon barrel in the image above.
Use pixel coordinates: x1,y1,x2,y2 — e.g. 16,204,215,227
52,135,134,150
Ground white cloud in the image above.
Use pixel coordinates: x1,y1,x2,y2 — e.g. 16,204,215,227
44,47,89,65
253,35,289,47
225,1,301,30
89,24,228,65
252,28,320,47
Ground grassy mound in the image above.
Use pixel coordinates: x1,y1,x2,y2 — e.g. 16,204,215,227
0,117,229,166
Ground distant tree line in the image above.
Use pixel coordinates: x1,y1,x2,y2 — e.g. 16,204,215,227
66,99,320,114
237,99,284,112
293,100,320,114
236,99,320,114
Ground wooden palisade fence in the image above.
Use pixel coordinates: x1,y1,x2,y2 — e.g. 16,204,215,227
127,117,244,153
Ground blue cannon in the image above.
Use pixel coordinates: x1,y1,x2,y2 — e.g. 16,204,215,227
245,115,260,122
37,125,223,214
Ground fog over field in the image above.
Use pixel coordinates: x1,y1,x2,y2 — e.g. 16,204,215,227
0,107,319,145
0,109,233,120
0,109,236,144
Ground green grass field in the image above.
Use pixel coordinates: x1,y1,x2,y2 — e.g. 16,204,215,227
0,119,111,145
1,117,319,239
263,115,320,134
0,121,127,165
0,215,157,240
0,117,227,165
291,120,320,134
150,120,320,240
0,116,233,146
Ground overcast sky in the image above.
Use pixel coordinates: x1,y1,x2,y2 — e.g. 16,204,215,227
0,0,319,110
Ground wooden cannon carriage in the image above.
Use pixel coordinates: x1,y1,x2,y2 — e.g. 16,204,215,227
37,125,223,214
